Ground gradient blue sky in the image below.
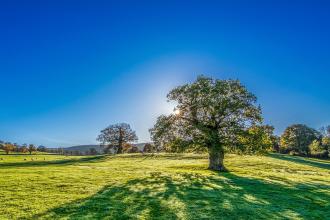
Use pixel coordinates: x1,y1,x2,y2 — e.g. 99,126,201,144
1,0,329,147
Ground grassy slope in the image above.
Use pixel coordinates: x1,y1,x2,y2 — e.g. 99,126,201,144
0,153,329,220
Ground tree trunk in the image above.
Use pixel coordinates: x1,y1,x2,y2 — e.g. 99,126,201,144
208,148,226,171
117,128,123,154
117,144,123,154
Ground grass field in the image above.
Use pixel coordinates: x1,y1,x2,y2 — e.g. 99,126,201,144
0,153,329,219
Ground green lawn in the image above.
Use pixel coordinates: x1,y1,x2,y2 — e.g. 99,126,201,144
0,153,329,219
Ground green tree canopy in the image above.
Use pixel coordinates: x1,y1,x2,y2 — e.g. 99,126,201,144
236,125,275,155
309,140,328,158
150,76,263,171
280,124,321,156
28,144,36,154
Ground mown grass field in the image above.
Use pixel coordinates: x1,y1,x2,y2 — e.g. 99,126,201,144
0,153,329,219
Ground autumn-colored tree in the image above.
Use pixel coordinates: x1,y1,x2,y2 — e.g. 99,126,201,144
122,143,133,153
143,143,155,153
3,143,14,154
127,146,139,153
20,144,28,153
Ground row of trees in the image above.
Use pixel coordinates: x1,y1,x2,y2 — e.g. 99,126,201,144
0,142,105,156
0,141,43,154
97,76,329,172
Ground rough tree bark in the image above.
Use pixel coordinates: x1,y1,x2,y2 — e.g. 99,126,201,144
117,128,123,154
208,146,226,171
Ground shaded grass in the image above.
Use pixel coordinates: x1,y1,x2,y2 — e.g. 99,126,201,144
268,153,330,170
34,172,330,220
0,153,329,219
0,155,106,168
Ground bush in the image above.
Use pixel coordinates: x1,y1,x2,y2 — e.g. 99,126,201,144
309,140,328,158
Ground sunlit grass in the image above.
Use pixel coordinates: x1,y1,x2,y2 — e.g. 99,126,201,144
0,153,329,219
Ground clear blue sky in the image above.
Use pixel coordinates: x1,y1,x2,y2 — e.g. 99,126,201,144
1,0,329,147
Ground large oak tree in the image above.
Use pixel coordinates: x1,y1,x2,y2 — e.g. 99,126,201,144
97,123,138,154
150,76,263,171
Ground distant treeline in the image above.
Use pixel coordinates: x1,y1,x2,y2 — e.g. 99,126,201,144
0,142,41,155
149,124,330,160
156,124,330,159
1,125,329,159
276,124,330,159
0,141,155,156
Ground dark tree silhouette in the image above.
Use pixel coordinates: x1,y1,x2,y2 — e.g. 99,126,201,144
97,123,138,154
28,144,36,155
37,145,47,152
89,148,98,155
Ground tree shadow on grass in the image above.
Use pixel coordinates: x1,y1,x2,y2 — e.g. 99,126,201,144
33,171,330,220
268,153,330,170
0,156,106,169
117,153,208,160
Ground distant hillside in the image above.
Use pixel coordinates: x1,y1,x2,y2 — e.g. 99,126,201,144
63,143,150,153
64,145,103,153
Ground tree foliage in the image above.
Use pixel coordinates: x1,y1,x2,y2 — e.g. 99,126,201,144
37,145,47,152
236,125,275,155
322,136,330,150
2,143,14,154
97,123,138,154
28,144,36,154
320,125,330,137
308,140,328,158
280,124,321,156
150,76,263,171
88,148,98,155
143,143,156,153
